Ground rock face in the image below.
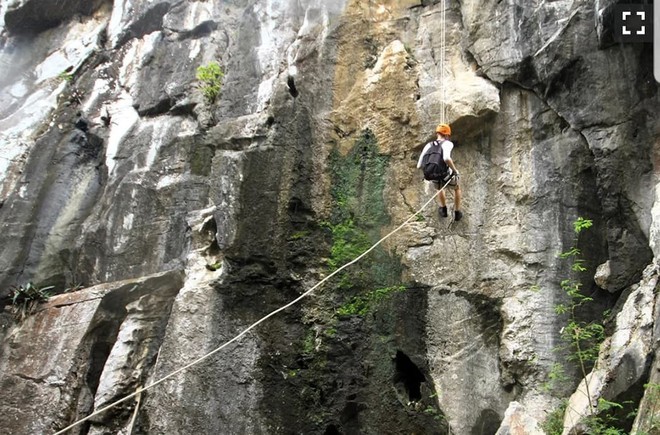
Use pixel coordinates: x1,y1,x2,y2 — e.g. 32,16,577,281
0,0,658,434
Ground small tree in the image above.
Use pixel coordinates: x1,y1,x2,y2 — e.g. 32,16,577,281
553,217,604,413
196,61,224,104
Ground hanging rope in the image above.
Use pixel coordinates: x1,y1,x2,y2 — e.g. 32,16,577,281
440,0,447,124
53,180,452,435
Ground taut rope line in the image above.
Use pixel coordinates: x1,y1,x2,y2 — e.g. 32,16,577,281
53,180,452,434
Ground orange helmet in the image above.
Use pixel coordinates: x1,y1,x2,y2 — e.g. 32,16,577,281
436,123,451,136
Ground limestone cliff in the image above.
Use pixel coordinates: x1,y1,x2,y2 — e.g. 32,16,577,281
0,0,658,434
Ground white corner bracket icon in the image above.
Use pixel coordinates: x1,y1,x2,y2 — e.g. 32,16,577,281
622,11,632,35
622,10,647,36
637,11,646,35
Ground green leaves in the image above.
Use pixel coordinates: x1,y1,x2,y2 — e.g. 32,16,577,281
10,282,53,304
325,219,371,271
9,283,53,321
573,217,593,234
196,61,224,103
335,286,406,317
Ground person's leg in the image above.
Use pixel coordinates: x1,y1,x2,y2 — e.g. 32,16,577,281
438,189,447,207
435,185,448,217
453,184,463,221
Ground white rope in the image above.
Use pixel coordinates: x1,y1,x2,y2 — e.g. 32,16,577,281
127,387,142,435
440,0,446,124
53,180,451,435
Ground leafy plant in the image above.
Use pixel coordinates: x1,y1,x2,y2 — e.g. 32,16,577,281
10,283,53,321
325,219,371,271
423,406,445,422
636,383,660,433
553,218,605,414
205,261,222,271
543,217,629,432
541,400,568,435
336,285,405,317
542,363,568,393
196,61,224,103
582,399,626,434
58,71,74,82
302,329,316,357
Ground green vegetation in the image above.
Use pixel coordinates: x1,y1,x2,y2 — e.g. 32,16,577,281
10,283,53,321
552,218,604,401
324,219,371,271
542,217,627,433
196,61,224,103
206,261,222,271
326,129,400,289
58,71,74,82
336,286,405,317
542,363,568,393
634,383,660,434
289,230,310,240
302,329,316,357
423,406,445,422
286,130,427,431
541,400,567,434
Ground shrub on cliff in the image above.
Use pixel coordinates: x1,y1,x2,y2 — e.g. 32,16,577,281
9,283,53,321
196,61,224,104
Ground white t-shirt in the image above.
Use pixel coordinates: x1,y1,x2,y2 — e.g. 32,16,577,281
417,140,454,169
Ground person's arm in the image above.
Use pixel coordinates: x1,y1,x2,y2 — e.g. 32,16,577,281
416,143,431,168
442,141,459,175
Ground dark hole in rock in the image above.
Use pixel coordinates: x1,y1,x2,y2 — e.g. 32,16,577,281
394,350,425,402
288,197,303,214
86,319,123,396
287,76,299,98
471,408,501,435
324,424,341,435
266,116,275,127
87,340,113,395
340,401,359,430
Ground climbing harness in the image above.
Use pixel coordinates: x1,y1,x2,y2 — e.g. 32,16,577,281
52,179,453,434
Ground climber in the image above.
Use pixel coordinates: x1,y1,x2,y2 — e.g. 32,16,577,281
417,123,463,221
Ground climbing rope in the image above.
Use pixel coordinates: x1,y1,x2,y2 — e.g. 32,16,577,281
52,179,452,434
440,0,447,124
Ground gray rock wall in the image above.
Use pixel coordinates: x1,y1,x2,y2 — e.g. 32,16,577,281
0,0,658,434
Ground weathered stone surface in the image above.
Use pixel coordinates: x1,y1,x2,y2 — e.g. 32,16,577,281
415,1,500,143
595,260,614,292
0,0,658,433
0,270,183,435
0,6,109,202
426,289,510,433
496,401,544,435
4,0,107,35
631,308,660,433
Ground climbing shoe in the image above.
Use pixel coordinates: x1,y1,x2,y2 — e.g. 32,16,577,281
455,210,463,221
439,206,448,218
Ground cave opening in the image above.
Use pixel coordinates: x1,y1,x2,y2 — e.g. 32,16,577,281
287,76,299,98
472,409,501,435
324,424,340,435
393,350,426,402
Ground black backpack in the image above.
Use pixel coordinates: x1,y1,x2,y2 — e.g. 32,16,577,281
422,140,449,181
